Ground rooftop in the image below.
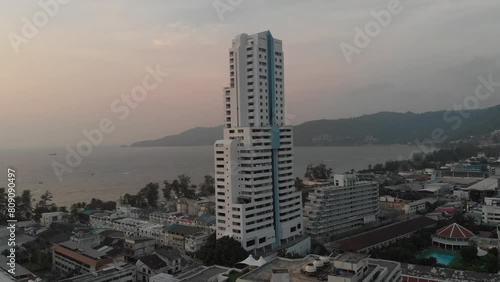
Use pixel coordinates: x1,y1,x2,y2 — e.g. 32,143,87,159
113,218,149,225
53,243,112,269
334,252,369,264
166,224,203,235
436,223,475,239
137,254,168,270
176,265,230,282
238,255,392,282
59,263,134,282
333,216,437,251
126,236,155,243
463,177,499,191
59,241,108,260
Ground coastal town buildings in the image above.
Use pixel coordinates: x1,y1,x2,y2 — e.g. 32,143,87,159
214,31,303,252
482,197,500,225
59,263,135,282
52,241,114,275
304,173,379,241
41,211,70,227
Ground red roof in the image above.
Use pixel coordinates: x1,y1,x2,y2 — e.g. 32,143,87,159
434,207,455,213
436,223,475,239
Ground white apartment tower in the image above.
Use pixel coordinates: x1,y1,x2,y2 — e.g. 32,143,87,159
214,31,303,253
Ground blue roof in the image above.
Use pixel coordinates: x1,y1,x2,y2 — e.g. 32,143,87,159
79,210,98,215
196,213,216,224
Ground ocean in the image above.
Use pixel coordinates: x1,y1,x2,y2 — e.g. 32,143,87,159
0,145,418,206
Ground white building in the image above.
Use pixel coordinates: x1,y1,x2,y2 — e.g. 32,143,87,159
184,232,211,254
41,211,69,227
214,31,303,252
482,197,500,225
59,263,134,282
304,174,379,242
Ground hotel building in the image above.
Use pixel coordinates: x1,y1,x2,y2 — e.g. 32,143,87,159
304,174,379,242
214,31,303,252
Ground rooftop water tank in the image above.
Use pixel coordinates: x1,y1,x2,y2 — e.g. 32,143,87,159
313,259,324,268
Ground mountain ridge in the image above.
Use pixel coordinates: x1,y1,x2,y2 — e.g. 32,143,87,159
130,105,500,147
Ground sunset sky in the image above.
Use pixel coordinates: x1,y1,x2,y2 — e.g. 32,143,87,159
1,0,499,148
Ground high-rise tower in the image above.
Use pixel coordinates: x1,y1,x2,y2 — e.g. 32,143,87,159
214,31,303,253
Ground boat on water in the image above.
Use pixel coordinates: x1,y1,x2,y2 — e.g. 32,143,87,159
49,153,57,156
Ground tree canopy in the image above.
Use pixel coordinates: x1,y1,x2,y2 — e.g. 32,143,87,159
196,234,248,267
305,163,333,180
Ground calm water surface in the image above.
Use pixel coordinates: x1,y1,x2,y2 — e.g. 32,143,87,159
0,145,418,206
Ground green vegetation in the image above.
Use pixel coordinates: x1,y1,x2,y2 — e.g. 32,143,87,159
1,237,52,272
195,234,249,267
304,163,333,180
225,271,244,282
294,105,500,145
121,174,215,209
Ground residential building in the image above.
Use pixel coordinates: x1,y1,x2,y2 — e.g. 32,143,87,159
135,255,170,282
112,218,150,237
176,197,214,217
482,197,500,225
154,247,182,274
214,31,303,253
59,263,134,282
164,224,204,249
304,174,378,242
41,211,69,227
124,237,155,261
52,241,113,275
149,211,178,225
70,232,101,248
184,232,211,254
379,197,436,215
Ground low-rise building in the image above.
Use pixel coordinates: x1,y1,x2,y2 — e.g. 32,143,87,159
304,174,379,242
380,197,436,215
112,218,150,237
482,197,500,225
149,211,179,225
135,255,171,282
124,237,155,260
41,211,70,227
184,232,211,254
70,232,101,248
164,224,205,249
59,263,134,282
154,247,182,274
52,241,113,275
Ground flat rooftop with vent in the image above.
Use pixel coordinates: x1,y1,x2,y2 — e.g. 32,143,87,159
237,253,401,282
